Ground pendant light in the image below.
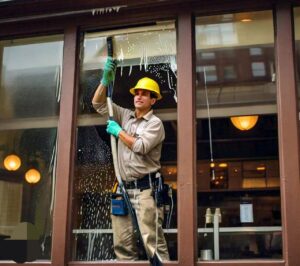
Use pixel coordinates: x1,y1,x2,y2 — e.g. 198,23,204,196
3,136,22,171
4,154,21,171
230,115,259,131
25,168,41,184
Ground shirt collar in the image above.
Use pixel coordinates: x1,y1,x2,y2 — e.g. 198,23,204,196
143,109,154,121
130,109,154,121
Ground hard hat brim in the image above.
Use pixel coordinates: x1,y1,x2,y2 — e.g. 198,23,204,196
129,87,162,100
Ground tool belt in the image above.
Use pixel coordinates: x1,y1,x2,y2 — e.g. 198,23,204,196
124,172,171,208
111,172,172,215
124,172,157,191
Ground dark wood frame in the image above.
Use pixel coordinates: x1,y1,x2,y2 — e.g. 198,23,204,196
275,2,300,266
0,1,299,265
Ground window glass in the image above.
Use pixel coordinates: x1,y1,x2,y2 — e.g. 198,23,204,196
0,35,63,262
72,22,178,261
0,36,62,119
251,62,266,77
196,11,282,260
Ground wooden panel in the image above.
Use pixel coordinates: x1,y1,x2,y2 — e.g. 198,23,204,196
177,11,197,265
0,0,274,39
0,263,51,266
51,25,78,265
197,260,284,266
68,262,179,266
275,2,300,266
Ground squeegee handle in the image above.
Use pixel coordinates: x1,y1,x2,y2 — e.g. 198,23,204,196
105,37,123,186
107,36,113,57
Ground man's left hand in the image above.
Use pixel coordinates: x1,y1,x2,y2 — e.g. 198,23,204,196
106,120,122,138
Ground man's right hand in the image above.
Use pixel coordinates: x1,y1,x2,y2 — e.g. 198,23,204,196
101,56,117,87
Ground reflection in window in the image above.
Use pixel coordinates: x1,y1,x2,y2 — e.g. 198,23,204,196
0,128,57,261
0,35,62,262
250,47,263,56
197,65,218,82
223,65,237,80
251,62,266,77
201,52,216,60
0,36,63,120
73,23,178,261
197,23,238,46
196,10,281,261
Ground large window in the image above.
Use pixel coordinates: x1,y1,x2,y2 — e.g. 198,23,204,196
0,35,63,262
72,22,178,261
195,11,282,261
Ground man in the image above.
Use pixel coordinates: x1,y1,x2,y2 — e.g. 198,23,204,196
92,57,169,261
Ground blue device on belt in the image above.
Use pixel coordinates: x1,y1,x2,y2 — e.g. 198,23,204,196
111,194,128,216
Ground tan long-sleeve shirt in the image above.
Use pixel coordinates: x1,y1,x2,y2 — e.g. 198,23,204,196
93,101,165,182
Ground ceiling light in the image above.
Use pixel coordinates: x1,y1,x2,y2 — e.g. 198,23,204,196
25,168,41,184
241,18,252,22
256,166,266,171
230,116,259,131
4,154,21,171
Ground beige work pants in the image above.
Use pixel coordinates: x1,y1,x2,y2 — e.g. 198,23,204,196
111,188,170,261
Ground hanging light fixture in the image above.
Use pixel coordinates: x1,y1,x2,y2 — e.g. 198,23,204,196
241,18,252,22
210,162,216,180
230,115,259,131
25,168,41,184
4,154,22,171
203,66,217,184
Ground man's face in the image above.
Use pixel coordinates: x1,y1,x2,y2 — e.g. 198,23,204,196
134,89,156,111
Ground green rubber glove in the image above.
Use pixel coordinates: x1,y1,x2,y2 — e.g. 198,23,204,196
101,56,117,87
106,119,122,138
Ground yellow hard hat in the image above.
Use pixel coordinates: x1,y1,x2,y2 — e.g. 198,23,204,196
130,77,162,100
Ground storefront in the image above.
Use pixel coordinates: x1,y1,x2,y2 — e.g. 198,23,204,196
0,0,300,265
